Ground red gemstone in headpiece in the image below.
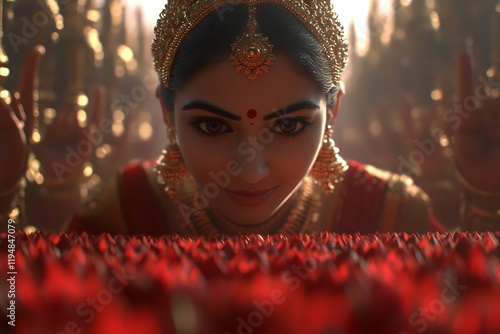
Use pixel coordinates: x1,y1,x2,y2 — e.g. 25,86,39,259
247,109,257,119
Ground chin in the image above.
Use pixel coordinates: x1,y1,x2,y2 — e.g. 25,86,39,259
213,187,296,226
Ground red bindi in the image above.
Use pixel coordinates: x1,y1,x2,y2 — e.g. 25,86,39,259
247,109,257,119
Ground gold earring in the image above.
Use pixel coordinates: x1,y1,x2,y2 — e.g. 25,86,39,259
155,127,188,200
310,125,348,195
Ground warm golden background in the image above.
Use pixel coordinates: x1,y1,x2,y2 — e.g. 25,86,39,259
0,0,498,229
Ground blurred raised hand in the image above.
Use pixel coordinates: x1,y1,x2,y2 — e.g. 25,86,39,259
0,47,44,193
33,85,104,182
446,51,500,231
452,52,500,193
1,46,104,186
1,46,104,231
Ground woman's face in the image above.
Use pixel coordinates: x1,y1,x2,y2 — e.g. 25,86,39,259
171,54,330,225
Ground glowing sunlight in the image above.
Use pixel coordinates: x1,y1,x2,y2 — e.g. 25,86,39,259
128,0,394,55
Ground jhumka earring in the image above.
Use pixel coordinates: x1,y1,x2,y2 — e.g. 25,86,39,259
310,125,348,195
155,127,188,200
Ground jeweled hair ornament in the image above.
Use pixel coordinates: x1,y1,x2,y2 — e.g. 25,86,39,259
152,0,348,88
229,3,275,80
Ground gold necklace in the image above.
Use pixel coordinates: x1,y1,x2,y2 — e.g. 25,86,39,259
174,176,321,236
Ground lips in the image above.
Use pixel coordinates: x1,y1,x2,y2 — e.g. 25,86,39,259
225,187,276,206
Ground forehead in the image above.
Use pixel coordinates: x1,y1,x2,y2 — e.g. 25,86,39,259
175,54,325,112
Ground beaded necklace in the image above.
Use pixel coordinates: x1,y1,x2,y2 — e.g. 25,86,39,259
173,176,321,236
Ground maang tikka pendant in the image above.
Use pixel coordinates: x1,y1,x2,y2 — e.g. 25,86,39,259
229,4,275,80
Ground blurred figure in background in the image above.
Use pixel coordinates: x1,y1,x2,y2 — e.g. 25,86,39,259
0,0,498,233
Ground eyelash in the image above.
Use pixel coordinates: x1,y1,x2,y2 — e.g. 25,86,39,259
272,117,313,137
189,117,232,137
189,117,313,137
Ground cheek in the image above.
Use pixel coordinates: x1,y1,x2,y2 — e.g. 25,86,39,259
268,129,325,179
176,131,233,185
280,141,320,170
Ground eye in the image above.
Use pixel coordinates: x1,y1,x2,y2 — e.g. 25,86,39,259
272,117,312,136
190,118,231,136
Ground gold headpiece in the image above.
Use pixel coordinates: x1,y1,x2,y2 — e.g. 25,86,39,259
152,0,348,87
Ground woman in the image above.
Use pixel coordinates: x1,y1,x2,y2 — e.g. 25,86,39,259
2,0,499,235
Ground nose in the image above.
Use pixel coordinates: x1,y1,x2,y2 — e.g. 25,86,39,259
234,148,270,185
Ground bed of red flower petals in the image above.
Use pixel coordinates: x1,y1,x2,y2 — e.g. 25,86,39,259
1,231,500,334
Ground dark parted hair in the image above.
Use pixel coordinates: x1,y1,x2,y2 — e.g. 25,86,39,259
160,3,339,112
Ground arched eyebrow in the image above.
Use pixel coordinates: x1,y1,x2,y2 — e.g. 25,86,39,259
181,101,241,120
263,101,320,120
181,100,320,121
